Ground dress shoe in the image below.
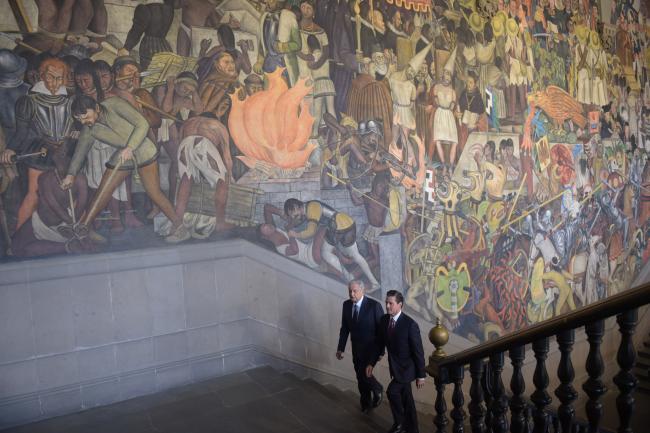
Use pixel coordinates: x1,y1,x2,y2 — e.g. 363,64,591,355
387,424,405,433
372,390,383,407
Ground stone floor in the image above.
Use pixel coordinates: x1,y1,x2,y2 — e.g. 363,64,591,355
3,365,649,433
0,367,429,433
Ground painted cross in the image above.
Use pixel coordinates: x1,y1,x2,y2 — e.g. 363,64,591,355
425,169,436,203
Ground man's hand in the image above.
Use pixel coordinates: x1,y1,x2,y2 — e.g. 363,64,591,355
229,15,241,30
60,174,75,190
166,75,176,86
253,60,264,75
119,148,134,164
0,149,15,164
200,38,212,53
336,351,344,360
365,365,374,378
416,378,425,389
287,230,298,238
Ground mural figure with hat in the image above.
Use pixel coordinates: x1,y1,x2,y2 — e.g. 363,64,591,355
347,43,394,147
118,0,175,71
0,49,29,142
587,30,608,108
504,17,529,121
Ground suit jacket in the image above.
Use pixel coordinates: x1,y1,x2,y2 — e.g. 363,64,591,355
337,297,384,363
374,312,426,384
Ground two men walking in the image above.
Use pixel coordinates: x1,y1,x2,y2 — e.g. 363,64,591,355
337,282,426,433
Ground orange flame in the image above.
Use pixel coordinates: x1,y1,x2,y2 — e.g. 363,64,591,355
229,68,316,169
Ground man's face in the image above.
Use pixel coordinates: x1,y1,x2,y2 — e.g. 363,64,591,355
405,66,415,81
466,76,476,92
74,107,100,126
300,3,314,20
246,82,263,95
175,82,195,98
372,52,386,67
265,0,279,11
385,295,402,316
504,145,513,158
372,11,385,33
392,11,402,30
42,66,65,95
217,54,237,77
116,64,140,91
286,206,305,225
98,69,113,91
76,73,95,95
215,98,231,118
348,283,364,302
484,146,493,162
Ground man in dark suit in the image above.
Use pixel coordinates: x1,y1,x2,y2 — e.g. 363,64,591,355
366,290,426,433
337,280,385,413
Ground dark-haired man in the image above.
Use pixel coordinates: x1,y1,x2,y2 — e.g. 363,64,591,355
60,95,183,241
283,197,380,289
366,290,426,433
337,280,384,413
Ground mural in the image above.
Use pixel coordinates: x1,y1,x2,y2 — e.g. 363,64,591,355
0,0,649,342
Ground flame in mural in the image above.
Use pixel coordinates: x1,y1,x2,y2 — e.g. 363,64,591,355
229,69,316,169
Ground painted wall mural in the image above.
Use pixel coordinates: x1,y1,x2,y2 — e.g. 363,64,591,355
0,0,648,342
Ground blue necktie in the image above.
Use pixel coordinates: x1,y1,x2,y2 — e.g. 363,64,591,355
353,304,359,322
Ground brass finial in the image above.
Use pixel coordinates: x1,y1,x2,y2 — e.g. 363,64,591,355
429,318,449,358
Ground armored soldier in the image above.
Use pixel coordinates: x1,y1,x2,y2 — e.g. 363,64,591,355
0,58,75,230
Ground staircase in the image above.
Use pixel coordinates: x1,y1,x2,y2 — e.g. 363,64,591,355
634,335,650,395
0,366,430,433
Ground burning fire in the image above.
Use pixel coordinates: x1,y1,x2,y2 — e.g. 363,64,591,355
229,69,315,169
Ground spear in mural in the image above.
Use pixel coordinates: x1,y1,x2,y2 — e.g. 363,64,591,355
0,32,40,54
326,172,440,224
498,189,566,233
506,173,528,223
353,0,363,56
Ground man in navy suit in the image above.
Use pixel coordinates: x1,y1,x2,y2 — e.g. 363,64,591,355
337,280,385,413
366,290,426,433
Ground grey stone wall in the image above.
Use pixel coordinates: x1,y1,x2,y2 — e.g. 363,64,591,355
0,240,448,429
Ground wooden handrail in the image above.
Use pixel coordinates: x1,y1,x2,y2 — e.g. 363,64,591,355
427,281,650,376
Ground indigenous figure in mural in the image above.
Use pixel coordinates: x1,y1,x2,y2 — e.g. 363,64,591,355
119,0,175,70
62,95,182,241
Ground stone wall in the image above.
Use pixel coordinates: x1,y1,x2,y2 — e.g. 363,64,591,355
0,239,445,429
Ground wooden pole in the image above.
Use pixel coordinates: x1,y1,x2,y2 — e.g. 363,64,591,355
8,0,33,34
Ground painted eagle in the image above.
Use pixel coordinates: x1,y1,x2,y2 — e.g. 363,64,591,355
527,86,587,130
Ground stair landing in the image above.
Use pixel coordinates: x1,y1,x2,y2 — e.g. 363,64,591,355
0,367,431,433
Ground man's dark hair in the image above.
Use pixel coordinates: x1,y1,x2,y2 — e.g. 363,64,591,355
74,58,105,102
386,290,404,305
71,94,99,117
284,198,304,215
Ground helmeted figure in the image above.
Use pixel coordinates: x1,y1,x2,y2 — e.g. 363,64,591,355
0,50,30,142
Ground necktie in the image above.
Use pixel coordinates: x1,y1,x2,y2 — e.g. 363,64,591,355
353,304,359,322
388,317,396,337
